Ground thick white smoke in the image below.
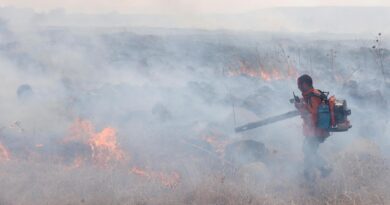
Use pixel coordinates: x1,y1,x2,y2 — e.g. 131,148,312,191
0,7,389,205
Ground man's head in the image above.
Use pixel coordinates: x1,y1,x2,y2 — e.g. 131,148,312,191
297,74,313,92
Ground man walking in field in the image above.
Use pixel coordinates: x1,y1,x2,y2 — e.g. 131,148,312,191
294,74,332,181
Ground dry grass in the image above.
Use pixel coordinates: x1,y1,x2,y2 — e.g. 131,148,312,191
0,138,389,205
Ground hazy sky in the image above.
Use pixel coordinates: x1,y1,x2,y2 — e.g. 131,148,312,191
0,0,389,14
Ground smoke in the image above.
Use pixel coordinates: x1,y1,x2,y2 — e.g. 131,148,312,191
0,7,389,205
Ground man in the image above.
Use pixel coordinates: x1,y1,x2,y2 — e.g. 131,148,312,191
294,74,331,181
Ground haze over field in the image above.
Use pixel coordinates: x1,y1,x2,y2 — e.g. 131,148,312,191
1,0,390,13
0,3,389,205
0,6,389,34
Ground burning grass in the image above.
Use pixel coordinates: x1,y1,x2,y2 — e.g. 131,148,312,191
0,133,389,205
63,118,127,167
227,60,298,81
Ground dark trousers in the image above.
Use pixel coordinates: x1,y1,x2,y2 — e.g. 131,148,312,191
303,136,328,175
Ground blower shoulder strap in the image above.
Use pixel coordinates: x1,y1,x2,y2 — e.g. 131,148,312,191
305,89,329,106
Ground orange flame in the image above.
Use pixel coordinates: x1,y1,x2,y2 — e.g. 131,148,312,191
259,70,272,81
0,142,10,161
130,167,181,188
228,61,298,81
65,118,126,167
89,127,125,165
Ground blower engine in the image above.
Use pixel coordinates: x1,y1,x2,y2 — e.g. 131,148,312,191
324,97,352,132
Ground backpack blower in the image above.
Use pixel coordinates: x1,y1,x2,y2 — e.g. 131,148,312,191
235,91,352,133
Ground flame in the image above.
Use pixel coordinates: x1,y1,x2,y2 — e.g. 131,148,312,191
0,142,10,161
65,118,126,167
89,127,125,165
228,63,298,81
239,64,259,78
259,70,272,81
130,167,181,188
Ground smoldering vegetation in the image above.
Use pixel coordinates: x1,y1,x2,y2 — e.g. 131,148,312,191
0,12,390,205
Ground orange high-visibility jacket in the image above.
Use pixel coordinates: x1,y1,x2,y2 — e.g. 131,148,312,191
297,88,330,137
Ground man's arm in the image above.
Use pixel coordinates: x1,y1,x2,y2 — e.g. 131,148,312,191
308,96,322,127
